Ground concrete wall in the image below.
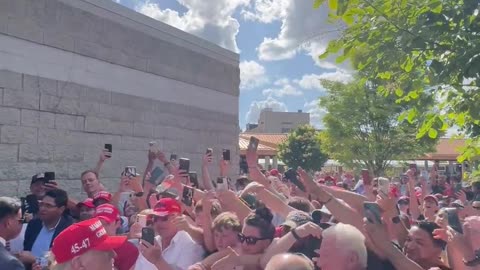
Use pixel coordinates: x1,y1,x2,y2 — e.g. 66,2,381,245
256,111,310,133
0,0,239,198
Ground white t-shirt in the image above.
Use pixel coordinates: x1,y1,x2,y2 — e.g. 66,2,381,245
134,231,204,270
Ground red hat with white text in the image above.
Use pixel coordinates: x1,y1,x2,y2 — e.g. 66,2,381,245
51,218,126,263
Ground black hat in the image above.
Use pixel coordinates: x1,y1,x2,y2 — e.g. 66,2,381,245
31,173,46,185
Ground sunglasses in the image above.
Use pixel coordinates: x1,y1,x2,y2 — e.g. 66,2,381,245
237,233,270,245
153,215,170,222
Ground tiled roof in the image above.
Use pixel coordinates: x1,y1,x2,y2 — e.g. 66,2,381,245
239,133,288,148
238,136,278,156
418,138,466,161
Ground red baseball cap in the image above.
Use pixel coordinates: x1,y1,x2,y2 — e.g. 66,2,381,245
93,191,112,202
270,169,279,177
51,218,126,264
152,198,181,217
77,198,95,209
94,204,120,224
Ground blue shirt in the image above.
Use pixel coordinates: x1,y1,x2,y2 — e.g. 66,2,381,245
31,225,55,258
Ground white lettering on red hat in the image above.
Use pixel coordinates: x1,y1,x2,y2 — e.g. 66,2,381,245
97,207,114,214
96,228,107,238
89,220,102,231
71,238,90,255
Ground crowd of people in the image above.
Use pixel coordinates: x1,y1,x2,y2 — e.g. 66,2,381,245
0,139,480,270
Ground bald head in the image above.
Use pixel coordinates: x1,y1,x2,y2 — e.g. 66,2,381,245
265,253,314,270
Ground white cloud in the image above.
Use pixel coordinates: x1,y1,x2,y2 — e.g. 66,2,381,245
137,0,250,52
304,100,327,129
240,61,268,90
295,70,353,90
241,0,287,23
255,1,346,69
246,97,288,123
262,84,302,97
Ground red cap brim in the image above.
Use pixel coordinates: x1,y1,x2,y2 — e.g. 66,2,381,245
96,216,117,224
92,235,127,251
151,211,170,217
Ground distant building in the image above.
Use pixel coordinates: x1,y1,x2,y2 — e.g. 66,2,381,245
249,109,310,133
245,123,258,131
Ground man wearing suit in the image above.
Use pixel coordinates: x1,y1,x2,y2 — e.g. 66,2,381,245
18,189,73,268
0,196,25,270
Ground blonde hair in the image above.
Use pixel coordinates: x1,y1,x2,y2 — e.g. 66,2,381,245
322,223,367,268
212,212,242,233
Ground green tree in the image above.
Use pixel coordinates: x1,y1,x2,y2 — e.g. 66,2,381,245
278,125,328,171
314,0,480,165
318,79,438,176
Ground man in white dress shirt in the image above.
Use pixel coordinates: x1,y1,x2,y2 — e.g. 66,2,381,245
135,198,204,270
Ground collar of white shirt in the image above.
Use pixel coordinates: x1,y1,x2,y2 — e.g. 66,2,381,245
0,236,6,246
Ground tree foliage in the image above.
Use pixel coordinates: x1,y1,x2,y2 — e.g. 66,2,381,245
314,0,480,166
278,125,328,172
318,79,438,176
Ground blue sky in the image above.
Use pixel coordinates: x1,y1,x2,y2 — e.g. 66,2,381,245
113,0,353,130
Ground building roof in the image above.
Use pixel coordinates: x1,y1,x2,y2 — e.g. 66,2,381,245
239,133,288,148
418,138,466,161
239,137,277,156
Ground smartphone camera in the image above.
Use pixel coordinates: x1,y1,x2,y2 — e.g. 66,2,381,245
104,144,112,158
44,172,55,183
222,149,230,161
124,166,137,178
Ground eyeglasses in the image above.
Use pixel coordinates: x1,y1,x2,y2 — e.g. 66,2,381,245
237,233,270,245
153,215,170,223
39,202,57,209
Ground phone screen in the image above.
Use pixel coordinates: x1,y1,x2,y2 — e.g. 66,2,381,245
189,172,199,188
44,172,55,183
182,186,194,206
285,169,306,192
179,158,190,172
170,154,178,161
364,202,383,224
222,149,231,161
141,227,155,245
149,167,164,185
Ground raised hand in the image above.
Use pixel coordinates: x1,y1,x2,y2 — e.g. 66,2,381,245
294,222,323,239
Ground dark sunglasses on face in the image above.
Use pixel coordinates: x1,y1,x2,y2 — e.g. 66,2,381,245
153,215,170,223
238,233,270,245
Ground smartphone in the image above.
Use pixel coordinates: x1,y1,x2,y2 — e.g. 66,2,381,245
363,202,383,224
445,208,463,233
216,177,228,191
36,257,48,269
124,166,137,178
149,167,164,185
248,136,259,151
182,186,194,206
222,149,231,161
178,158,190,173
188,172,199,188
136,214,147,227
141,227,155,245
206,148,213,155
377,178,390,198
361,169,371,185
104,144,112,158
170,154,178,161
44,172,55,183
285,168,306,192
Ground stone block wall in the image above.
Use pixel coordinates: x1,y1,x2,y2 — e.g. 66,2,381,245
0,0,240,199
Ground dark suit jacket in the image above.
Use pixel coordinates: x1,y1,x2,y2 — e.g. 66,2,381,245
23,215,74,252
0,242,24,270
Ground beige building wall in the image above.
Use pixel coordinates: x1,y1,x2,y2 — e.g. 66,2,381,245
255,110,310,133
0,0,239,198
